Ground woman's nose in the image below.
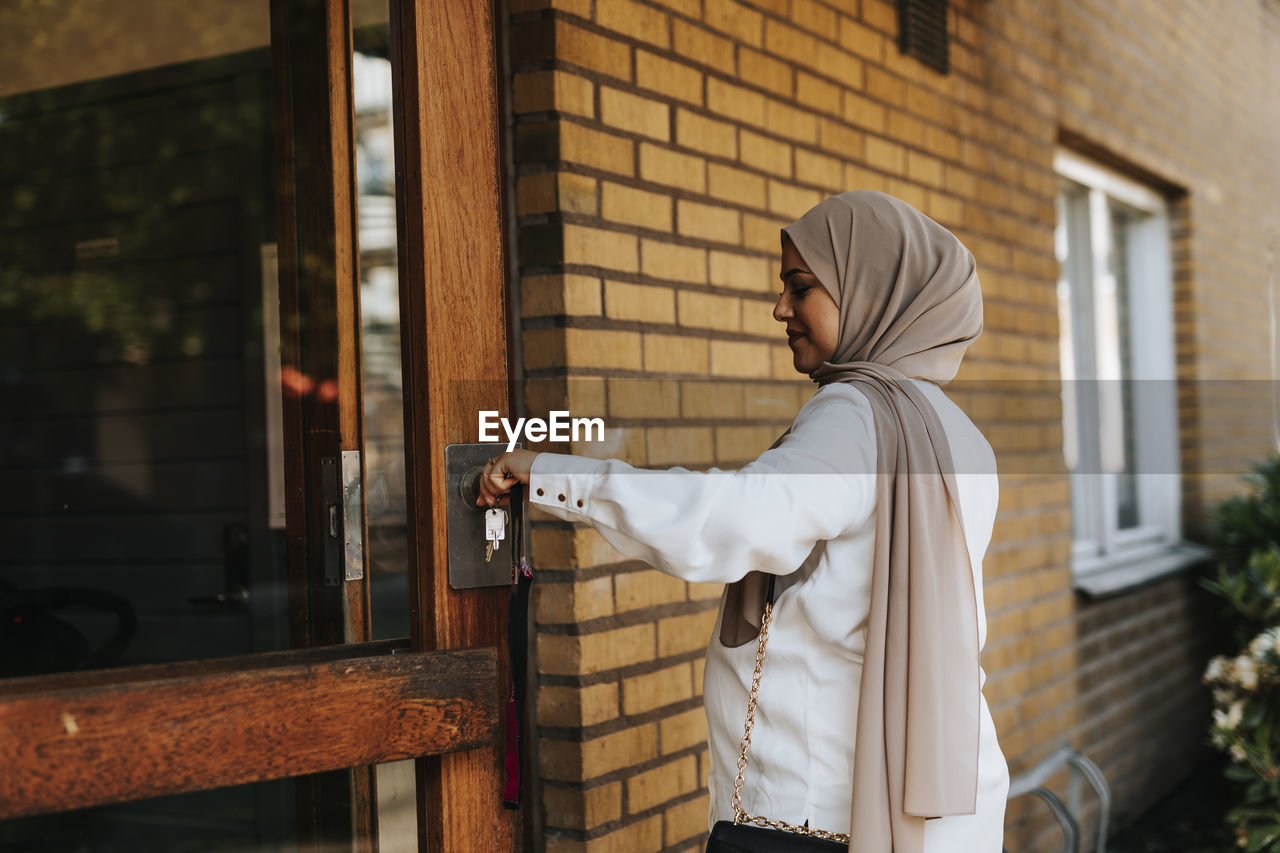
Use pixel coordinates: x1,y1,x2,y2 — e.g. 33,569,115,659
773,293,790,322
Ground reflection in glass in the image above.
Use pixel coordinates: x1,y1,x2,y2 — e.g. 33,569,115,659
1108,202,1140,530
1057,184,1098,546
1055,190,1088,544
0,0,284,676
353,15,410,643
0,1,296,847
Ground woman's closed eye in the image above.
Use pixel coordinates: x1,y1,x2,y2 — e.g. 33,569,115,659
781,273,816,297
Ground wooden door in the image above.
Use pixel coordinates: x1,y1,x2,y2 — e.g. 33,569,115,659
0,0,517,850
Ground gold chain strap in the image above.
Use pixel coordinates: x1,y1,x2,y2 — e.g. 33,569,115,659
729,600,851,846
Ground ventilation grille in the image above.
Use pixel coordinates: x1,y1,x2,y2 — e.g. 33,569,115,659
897,0,950,74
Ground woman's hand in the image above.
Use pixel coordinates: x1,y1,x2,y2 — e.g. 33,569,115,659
476,449,540,507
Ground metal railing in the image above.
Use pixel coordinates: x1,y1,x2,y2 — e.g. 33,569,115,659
1003,745,1111,853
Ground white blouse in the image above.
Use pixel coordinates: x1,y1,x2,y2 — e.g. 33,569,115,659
529,381,1009,851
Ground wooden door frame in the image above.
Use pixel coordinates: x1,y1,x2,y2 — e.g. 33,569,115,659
388,0,519,849
0,1,519,851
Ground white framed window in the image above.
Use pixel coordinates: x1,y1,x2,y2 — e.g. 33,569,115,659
1054,150,1207,595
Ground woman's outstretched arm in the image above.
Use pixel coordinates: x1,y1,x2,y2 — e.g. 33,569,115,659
479,384,878,585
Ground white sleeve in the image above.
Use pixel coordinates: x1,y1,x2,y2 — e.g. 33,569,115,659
527,384,878,584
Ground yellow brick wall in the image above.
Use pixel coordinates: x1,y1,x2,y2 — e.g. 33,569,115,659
507,0,1280,850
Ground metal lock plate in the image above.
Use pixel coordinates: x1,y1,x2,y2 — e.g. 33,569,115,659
444,442,525,589
341,450,363,582
320,452,365,585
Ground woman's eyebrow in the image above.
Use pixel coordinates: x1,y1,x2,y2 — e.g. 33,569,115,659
779,267,812,282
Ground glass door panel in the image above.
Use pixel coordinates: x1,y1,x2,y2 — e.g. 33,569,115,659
0,777,297,853
0,1,385,849
0,755,416,853
351,7,417,843
0,0,284,676
352,0,410,643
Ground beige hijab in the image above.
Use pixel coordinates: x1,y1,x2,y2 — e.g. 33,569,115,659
721,191,984,851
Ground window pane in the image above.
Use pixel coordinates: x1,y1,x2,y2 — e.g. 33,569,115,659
1056,151,1177,560
1056,184,1095,545
1107,202,1140,530
353,3,410,643
0,1,290,678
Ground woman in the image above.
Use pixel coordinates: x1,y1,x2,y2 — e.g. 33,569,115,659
481,191,1009,852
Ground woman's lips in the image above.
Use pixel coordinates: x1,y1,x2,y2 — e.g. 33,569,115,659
786,329,807,346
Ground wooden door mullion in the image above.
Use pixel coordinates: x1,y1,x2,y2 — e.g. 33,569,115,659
389,0,518,850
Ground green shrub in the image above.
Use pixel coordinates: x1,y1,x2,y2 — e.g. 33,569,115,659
1203,456,1280,849
1204,546,1280,648
1205,458,1280,647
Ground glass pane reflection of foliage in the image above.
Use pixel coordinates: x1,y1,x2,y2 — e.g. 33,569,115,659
1,61,270,370
0,267,218,368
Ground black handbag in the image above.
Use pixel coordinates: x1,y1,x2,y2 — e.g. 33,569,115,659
705,586,849,852
706,819,846,852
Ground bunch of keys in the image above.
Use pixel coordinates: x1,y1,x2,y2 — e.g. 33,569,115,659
484,507,508,563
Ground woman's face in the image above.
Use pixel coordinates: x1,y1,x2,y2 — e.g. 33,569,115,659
774,236,840,374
